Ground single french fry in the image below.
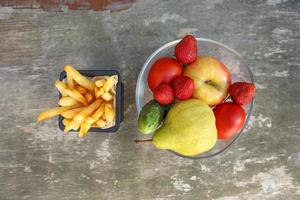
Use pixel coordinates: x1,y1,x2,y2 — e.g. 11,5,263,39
65,88,88,105
63,118,79,131
79,117,95,137
64,99,102,132
91,102,105,121
58,96,80,107
79,102,106,137
37,105,79,122
55,80,68,96
103,76,115,92
95,79,105,88
64,65,95,91
62,118,71,126
95,87,105,99
74,99,102,121
101,92,113,101
66,73,75,88
95,118,106,128
61,107,84,119
110,86,116,95
74,85,88,94
64,120,81,132
104,103,114,122
85,92,94,104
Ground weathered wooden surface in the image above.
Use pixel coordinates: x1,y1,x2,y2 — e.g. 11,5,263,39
0,0,299,199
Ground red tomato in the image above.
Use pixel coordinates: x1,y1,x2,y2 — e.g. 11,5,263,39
148,57,183,91
213,102,246,140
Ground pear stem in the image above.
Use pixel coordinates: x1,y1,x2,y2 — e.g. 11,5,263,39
134,139,153,144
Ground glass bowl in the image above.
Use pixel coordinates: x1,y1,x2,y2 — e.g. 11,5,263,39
135,38,254,159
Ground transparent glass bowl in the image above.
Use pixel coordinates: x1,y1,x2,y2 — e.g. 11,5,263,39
135,38,254,159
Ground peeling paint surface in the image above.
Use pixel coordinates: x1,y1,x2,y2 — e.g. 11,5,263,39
171,175,193,192
0,0,300,199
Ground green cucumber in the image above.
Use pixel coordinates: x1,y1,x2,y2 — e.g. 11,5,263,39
138,100,168,134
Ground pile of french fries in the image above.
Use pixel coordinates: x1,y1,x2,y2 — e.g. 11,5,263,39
37,65,117,137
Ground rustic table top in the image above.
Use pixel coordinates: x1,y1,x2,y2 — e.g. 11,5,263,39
0,0,299,199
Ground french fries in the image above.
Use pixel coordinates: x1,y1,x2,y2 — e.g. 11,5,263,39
37,105,79,121
64,65,95,91
79,102,106,137
65,99,102,132
75,85,88,94
102,92,114,101
79,118,93,137
104,103,114,122
95,119,106,127
61,107,84,119
65,89,88,105
55,80,68,96
103,76,115,92
95,79,105,87
66,73,75,88
58,96,80,107
37,65,117,137
62,118,71,126
95,87,105,99
85,92,94,104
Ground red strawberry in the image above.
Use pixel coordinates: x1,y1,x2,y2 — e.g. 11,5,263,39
229,82,256,105
175,35,198,64
173,76,194,100
153,83,174,105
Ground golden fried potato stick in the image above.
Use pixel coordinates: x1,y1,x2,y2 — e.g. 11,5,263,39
66,73,75,89
101,92,114,101
61,107,84,119
64,99,102,132
91,102,106,120
64,65,95,91
95,87,105,99
79,102,106,137
104,103,114,122
37,105,79,122
95,118,106,128
74,85,88,94
65,88,88,105
95,79,105,87
58,96,80,107
103,76,115,92
79,117,94,137
62,118,71,126
85,92,94,104
110,85,116,95
55,80,68,96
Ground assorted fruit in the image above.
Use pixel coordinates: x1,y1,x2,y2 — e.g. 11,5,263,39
137,35,256,156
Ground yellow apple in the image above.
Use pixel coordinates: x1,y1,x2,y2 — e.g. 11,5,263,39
184,56,231,106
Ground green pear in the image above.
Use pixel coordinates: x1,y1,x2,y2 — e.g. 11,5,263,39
152,99,217,156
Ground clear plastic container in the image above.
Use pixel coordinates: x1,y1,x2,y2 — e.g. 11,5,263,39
135,38,254,159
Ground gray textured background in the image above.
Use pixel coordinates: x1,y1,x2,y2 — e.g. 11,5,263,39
0,0,300,199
